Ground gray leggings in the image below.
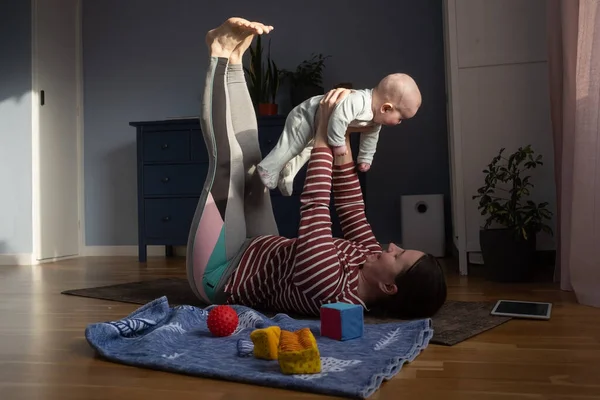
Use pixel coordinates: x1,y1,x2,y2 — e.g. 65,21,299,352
186,57,279,304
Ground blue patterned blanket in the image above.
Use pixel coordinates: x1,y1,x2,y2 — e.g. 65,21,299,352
85,297,433,399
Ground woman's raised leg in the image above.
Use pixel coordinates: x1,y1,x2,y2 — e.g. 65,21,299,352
227,36,279,237
186,18,273,304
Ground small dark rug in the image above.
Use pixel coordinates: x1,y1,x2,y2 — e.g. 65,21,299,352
62,278,511,346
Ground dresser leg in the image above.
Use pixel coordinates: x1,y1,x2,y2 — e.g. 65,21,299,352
165,245,174,257
139,244,147,262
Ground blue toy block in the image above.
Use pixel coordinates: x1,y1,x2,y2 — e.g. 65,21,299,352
320,302,364,341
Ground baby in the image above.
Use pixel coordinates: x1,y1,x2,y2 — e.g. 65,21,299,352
257,73,422,196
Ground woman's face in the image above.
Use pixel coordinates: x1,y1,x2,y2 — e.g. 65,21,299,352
362,243,425,285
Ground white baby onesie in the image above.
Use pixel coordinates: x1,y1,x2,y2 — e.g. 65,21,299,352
257,89,382,195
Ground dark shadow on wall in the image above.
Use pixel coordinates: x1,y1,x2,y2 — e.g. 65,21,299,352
0,0,32,115
80,0,452,251
0,1,31,102
361,0,452,247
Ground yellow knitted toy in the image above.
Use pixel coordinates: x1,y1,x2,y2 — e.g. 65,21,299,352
277,328,321,375
250,326,281,360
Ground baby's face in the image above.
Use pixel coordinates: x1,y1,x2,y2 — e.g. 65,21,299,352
374,91,421,126
375,108,404,126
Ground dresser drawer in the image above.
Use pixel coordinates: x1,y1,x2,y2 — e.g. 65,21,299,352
143,131,190,162
143,164,207,195
144,198,199,241
258,125,283,157
190,129,210,163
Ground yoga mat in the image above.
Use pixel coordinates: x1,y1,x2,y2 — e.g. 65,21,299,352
65,278,511,346
85,296,433,399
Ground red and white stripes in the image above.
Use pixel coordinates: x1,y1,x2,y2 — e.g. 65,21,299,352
225,148,382,316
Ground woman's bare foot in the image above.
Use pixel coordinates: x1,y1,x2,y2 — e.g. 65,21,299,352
229,20,273,64
206,17,273,58
229,34,255,64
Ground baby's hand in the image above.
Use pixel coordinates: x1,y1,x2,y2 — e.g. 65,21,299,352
333,145,348,156
358,163,371,172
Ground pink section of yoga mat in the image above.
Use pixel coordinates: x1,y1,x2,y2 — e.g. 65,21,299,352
193,192,223,304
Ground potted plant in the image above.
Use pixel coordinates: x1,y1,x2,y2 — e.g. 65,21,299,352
472,145,553,282
244,35,280,116
282,53,330,107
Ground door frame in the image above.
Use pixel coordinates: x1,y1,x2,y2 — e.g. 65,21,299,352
31,0,85,263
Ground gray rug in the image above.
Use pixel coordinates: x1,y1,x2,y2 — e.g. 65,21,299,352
62,278,510,346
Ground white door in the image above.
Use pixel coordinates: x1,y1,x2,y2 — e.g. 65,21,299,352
33,0,80,260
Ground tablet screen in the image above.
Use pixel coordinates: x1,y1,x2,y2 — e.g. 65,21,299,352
495,301,549,316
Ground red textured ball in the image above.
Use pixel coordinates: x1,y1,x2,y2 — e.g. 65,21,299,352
207,305,239,337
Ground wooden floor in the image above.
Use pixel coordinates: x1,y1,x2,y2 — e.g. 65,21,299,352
1,256,599,400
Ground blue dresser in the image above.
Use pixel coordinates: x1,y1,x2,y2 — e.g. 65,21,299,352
130,116,366,262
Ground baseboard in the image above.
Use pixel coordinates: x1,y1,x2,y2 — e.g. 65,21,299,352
0,253,35,266
38,254,81,264
83,246,167,257
0,253,84,265
0,246,189,264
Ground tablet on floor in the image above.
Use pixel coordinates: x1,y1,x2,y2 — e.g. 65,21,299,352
491,299,552,320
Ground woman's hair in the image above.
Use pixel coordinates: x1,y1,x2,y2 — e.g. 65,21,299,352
373,254,447,319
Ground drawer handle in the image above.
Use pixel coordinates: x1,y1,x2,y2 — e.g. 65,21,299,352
162,216,171,222
161,144,169,150
162,177,170,183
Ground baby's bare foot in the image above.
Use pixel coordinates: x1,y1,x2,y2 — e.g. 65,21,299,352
358,163,371,172
333,145,348,156
206,17,273,58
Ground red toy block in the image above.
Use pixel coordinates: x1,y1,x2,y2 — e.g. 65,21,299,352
320,306,342,340
320,302,363,341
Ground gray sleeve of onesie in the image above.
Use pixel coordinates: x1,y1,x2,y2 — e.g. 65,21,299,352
357,125,382,165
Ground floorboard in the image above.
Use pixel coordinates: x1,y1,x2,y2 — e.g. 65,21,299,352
1,256,599,399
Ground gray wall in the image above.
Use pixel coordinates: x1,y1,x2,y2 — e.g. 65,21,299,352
82,0,450,246
0,0,32,254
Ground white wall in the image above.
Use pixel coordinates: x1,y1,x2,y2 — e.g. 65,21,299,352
446,0,557,260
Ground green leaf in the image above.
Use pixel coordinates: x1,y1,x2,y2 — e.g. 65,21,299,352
244,35,281,106
474,145,551,233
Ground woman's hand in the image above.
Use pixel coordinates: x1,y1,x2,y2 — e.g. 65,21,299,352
318,87,352,123
314,88,352,147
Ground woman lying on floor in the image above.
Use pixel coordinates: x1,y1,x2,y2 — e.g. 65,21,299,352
186,17,447,319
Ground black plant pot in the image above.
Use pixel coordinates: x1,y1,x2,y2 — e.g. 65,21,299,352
291,84,324,108
479,228,537,282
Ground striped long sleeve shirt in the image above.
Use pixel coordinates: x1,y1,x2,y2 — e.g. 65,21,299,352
224,147,382,316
